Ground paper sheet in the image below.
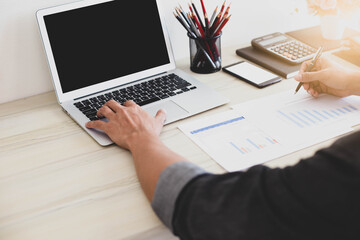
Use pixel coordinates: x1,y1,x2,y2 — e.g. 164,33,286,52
179,91,360,172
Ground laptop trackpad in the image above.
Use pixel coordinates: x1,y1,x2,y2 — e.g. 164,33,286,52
144,101,189,123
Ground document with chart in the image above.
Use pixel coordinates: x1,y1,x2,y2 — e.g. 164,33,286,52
179,91,360,172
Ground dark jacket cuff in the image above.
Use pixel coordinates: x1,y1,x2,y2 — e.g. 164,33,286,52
151,161,207,231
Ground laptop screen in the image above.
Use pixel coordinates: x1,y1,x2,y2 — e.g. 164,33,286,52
44,0,170,93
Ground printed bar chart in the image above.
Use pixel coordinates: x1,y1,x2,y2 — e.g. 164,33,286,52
189,115,281,158
180,91,360,172
229,135,279,155
190,116,245,134
277,103,358,129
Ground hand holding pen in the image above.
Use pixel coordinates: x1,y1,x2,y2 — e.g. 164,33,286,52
294,48,358,98
294,46,323,94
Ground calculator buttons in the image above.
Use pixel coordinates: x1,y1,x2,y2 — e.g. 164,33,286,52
268,40,316,64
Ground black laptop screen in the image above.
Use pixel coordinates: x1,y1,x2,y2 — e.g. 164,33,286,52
44,0,170,93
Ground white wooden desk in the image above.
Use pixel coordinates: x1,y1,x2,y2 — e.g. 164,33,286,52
0,46,356,240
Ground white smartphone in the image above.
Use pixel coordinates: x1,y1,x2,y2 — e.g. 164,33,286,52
223,61,282,88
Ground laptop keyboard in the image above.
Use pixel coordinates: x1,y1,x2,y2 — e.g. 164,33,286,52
73,73,197,121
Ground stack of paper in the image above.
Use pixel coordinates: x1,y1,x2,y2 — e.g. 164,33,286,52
179,91,360,172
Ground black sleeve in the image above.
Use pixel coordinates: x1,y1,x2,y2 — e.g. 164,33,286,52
172,131,360,240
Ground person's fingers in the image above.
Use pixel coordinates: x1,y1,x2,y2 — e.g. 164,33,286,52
97,105,115,119
299,60,311,73
312,57,324,70
308,88,318,98
86,120,107,130
123,100,137,107
297,70,329,83
155,109,167,126
318,82,328,94
313,86,322,94
294,74,301,82
303,83,310,91
105,100,123,112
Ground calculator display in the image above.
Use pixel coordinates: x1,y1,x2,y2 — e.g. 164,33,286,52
259,35,287,46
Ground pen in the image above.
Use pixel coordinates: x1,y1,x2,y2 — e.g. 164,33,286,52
294,46,324,94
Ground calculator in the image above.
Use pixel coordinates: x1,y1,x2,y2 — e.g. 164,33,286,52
251,32,317,65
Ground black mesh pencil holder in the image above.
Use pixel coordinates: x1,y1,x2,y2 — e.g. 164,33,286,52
188,33,222,74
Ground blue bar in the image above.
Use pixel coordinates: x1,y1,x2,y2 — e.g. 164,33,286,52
190,116,245,134
323,110,335,119
349,105,358,111
291,113,310,126
247,139,260,149
298,111,316,124
337,108,346,114
230,142,245,154
266,137,275,144
343,107,352,113
331,110,340,116
278,111,303,128
313,110,328,120
304,110,322,122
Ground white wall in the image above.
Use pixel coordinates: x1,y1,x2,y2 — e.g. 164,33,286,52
0,0,316,104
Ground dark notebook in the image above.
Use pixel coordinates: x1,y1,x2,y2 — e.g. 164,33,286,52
236,47,300,79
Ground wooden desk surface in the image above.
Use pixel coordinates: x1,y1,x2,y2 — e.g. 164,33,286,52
0,46,356,240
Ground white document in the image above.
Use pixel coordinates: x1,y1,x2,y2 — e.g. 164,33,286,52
179,91,360,172
232,91,360,137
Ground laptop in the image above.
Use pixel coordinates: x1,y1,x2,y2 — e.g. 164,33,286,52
36,0,229,146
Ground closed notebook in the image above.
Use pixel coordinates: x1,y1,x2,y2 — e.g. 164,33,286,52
236,46,300,79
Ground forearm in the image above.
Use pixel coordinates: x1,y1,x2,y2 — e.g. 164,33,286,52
129,134,187,202
172,131,360,239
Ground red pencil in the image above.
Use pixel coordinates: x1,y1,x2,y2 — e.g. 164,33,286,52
189,3,194,14
191,0,205,32
222,3,231,21
210,11,221,34
214,15,231,36
192,13,216,61
192,13,205,37
200,0,209,26
219,1,226,17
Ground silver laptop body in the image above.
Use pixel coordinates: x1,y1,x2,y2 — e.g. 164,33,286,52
37,0,228,146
